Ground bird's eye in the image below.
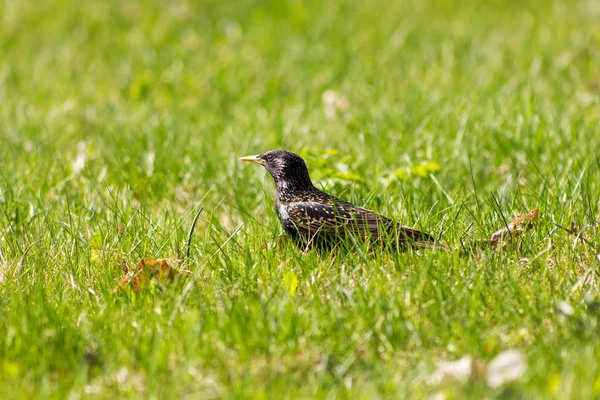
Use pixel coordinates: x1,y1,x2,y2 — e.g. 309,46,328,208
266,155,273,161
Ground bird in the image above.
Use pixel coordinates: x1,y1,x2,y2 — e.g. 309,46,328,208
240,149,444,252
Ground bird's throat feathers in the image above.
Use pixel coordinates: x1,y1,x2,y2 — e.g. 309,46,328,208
275,178,289,191
276,180,312,202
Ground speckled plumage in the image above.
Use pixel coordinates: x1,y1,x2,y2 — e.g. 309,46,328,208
241,150,442,251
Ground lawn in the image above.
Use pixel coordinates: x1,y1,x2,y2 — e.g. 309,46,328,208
1,0,599,398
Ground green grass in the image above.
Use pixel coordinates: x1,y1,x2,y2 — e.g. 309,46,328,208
1,0,599,398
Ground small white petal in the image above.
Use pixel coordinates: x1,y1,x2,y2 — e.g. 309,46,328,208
486,349,527,388
426,355,473,385
556,301,574,316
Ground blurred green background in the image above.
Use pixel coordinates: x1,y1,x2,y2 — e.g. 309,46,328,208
3,0,598,198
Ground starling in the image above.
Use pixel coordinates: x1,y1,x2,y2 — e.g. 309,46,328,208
240,150,444,251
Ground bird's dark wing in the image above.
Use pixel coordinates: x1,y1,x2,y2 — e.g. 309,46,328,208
285,201,380,238
285,200,436,245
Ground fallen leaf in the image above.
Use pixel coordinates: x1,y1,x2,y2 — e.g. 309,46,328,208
485,349,527,388
426,355,474,385
490,209,539,249
117,258,183,292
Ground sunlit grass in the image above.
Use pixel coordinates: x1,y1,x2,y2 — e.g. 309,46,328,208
1,0,599,398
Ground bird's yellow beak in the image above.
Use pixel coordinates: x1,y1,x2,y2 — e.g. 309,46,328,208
239,155,263,164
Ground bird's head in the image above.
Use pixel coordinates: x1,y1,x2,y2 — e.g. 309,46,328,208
240,150,314,191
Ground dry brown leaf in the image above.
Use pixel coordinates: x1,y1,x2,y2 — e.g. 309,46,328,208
490,209,539,249
117,258,183,292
